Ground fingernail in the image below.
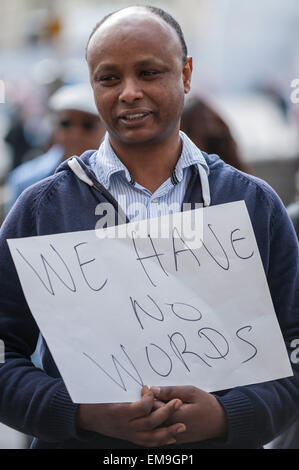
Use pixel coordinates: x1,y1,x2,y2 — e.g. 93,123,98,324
176,424,186,434
150,386,160,395
174,400,182,410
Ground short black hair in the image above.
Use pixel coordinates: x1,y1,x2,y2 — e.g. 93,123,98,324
86,5,188,63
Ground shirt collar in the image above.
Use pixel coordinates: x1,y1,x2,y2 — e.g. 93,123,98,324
95,133,132,189
175,131,209,182
94,131,209,190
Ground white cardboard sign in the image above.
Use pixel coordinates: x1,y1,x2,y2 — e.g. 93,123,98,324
8,201,293,403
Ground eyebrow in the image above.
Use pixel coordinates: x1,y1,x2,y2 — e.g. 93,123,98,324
134,58,166,67
92,57,166,73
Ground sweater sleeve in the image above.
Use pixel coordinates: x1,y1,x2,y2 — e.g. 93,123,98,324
0,188,80,442
213,190,299,448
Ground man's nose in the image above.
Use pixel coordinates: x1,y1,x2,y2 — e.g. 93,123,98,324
119,78,143,103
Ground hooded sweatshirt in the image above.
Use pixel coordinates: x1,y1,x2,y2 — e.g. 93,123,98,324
0,149,298,449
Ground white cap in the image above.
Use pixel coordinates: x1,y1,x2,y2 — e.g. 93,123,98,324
48,83,99,117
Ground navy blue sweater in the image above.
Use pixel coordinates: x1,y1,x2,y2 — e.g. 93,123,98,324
0,151,298,449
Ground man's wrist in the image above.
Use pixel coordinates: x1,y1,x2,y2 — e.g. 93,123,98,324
76,404,93,432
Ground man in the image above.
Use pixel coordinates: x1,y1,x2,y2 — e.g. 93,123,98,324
5,83,105,214
0,6,298,449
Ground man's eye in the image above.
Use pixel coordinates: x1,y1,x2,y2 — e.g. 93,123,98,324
96,75,119,84
142,71,161,78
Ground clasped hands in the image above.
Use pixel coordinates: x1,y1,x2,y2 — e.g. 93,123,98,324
77,385,227,447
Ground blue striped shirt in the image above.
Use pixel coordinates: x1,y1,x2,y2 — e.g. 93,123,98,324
90,131,209,221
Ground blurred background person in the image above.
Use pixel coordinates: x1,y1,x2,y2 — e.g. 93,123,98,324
180,96,251,174
3,81,51,171
4,82,106,215
4,108,39,170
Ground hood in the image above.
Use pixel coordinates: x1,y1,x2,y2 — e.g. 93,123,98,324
55,150,129,222
55,150,97,178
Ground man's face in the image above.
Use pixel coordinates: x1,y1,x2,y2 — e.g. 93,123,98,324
53,109,105,159
86,10,192,150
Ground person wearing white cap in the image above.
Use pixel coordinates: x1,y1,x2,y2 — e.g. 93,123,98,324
5,83,105,215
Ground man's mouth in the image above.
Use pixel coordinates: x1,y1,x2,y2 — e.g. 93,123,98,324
118,111,152,122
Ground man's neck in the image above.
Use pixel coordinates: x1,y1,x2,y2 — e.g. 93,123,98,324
109,132,182,194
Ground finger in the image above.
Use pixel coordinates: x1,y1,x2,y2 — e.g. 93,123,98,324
152,400,166,411
150,385,200,403
131,398,183,432
141,385,151,398
128,386,155,420
136,422,186,447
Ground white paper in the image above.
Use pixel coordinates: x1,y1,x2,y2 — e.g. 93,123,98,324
8,201,293,403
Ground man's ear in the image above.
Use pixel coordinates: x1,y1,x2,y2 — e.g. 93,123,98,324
183,57,193,94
